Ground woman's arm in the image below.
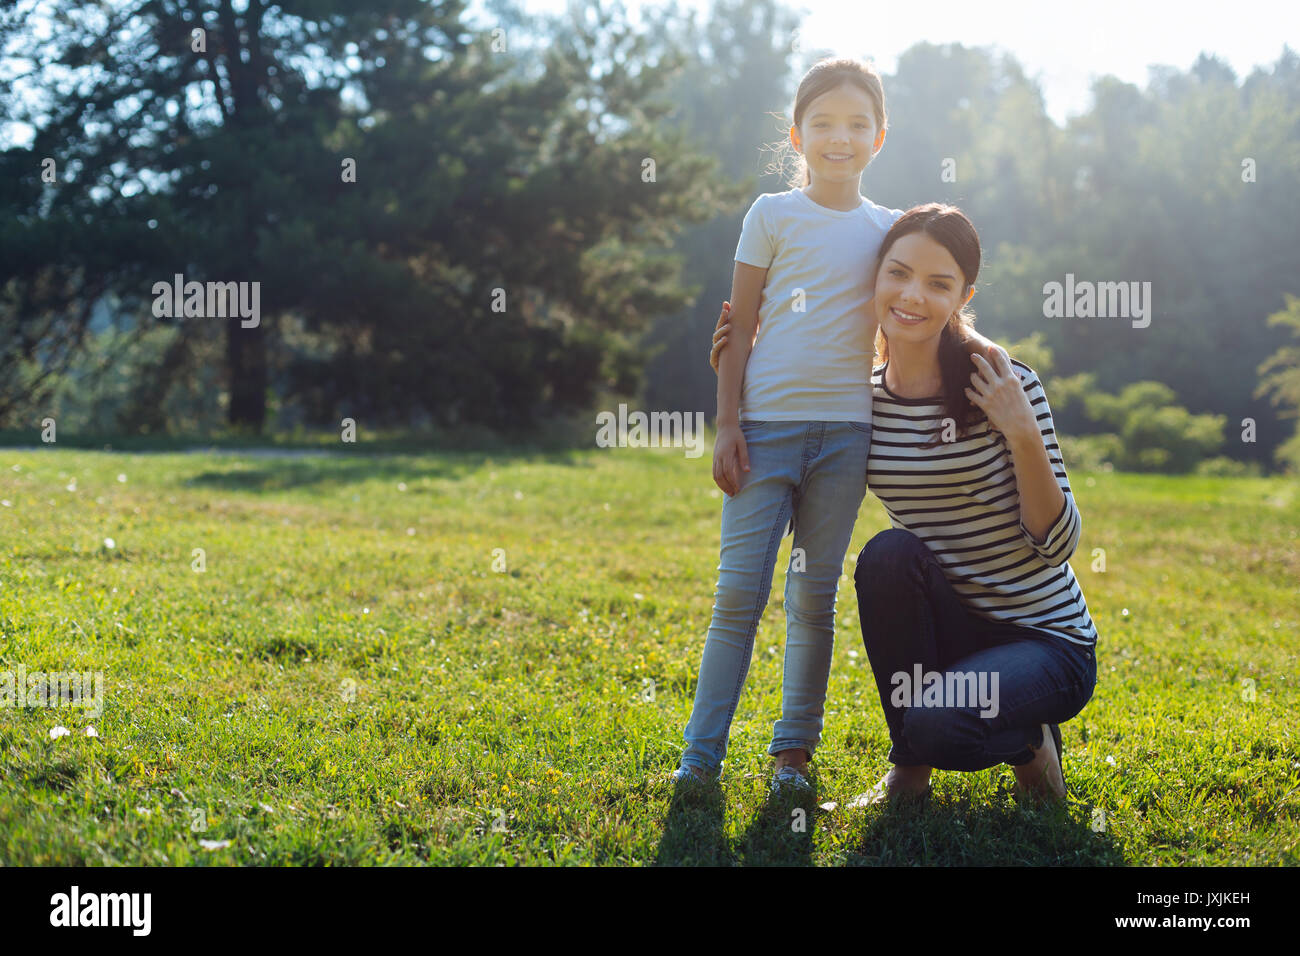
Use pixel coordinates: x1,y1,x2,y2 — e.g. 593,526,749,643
965,349,1081,564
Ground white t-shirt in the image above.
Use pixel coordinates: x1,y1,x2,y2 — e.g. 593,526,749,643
733,189,902,422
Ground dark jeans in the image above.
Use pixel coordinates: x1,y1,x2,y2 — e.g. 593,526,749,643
853,528,1097,770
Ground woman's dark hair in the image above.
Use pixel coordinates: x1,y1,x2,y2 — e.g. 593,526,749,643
872,203,984,442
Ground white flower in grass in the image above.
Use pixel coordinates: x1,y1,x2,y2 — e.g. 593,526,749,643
1105,755,1116,766
49,726,71,739
397,482,407,491
117,474,127,483
258,803,275,814
819,801,838,812
1,500,10,507
66,478,76,492
633,593,644,601
85,726,98,737
198,839,232,850
103,537,115,550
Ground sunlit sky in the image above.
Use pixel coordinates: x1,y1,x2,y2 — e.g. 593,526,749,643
483,0,1300,125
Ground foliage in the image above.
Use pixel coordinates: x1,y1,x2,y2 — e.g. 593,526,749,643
1255,294,1300,472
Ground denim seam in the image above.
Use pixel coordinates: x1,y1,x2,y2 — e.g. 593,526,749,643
710,493,792,765
797,422,823,484
768,740,816,758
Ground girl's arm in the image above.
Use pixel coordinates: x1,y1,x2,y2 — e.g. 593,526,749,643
965,328,1011,367
712,261,767,496
716,261,767,426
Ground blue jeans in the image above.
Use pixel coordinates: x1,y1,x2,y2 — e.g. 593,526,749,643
680,419,872,775
853,528,1097,769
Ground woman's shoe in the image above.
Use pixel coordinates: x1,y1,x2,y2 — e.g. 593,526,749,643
1014,723,1065,804
1050,722,1065,791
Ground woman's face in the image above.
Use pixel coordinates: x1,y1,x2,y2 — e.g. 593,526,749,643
874,231,971,347
794,82,883,183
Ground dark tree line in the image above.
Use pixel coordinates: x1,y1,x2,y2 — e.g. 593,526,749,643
1,1,1297,468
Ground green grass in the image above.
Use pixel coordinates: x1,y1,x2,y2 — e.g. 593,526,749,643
0,443,1296,865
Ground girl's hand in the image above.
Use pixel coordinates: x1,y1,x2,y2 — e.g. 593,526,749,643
709,301,731,373
965,347,1039,446
713,422,750,496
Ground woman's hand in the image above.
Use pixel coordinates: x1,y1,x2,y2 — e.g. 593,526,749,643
709,301,732,373
964,347,1039,446
713,422,750,496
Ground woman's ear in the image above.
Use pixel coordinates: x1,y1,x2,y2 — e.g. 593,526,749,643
872,127,886,156
962,286,976,307
789,124,801,153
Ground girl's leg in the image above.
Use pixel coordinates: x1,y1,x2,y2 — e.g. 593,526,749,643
680,421,803,776
768,421,871,763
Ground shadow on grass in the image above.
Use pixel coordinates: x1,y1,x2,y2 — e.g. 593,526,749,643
734,785,817,866
843,790,1128,866
653,781,733,866
651,768,1127,865
651,775,820,867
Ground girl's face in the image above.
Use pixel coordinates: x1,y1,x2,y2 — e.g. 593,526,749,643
874,231,972,348
793,82,885,183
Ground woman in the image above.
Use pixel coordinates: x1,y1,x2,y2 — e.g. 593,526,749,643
709,203,1098,804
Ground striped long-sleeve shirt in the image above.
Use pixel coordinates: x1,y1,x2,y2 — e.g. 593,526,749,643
866,359,1098,647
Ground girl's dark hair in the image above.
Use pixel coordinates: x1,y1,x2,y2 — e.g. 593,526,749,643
872,203,984,443
767,57,887,189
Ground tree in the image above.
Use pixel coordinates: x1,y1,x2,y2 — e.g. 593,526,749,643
1256,294,1300,471
0,0,737,433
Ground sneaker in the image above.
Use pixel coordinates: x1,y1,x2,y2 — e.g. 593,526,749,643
662,764,719,787
769,764,813,795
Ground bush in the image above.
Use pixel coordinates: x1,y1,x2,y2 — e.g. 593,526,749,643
1059,434,1123,472
1080,381,1224,472
1194,456,1264,478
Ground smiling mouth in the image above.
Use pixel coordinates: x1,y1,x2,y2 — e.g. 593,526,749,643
823,153,853,162
890,306,928,324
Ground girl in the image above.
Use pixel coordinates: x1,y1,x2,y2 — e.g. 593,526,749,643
713,204,1098,805
672,58,1005,793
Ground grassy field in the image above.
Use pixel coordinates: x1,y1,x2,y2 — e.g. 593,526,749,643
0,441,1297,865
